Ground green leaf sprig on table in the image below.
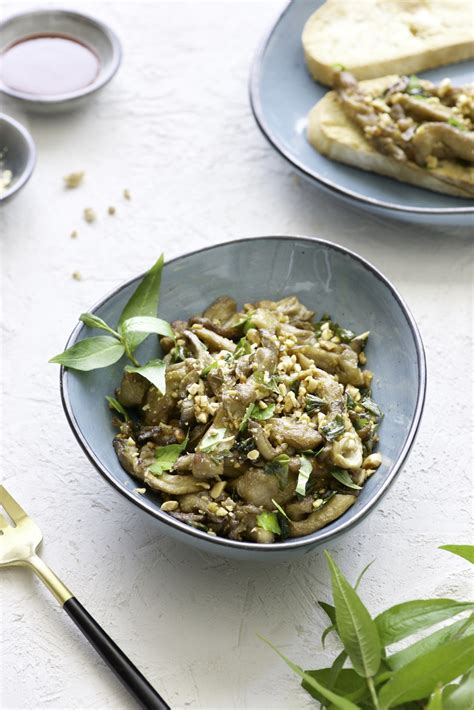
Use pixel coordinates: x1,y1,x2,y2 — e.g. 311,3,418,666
49,255,172,394
262,544,474,709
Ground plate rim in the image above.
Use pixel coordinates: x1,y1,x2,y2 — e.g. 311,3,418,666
60,235,427,554
248,0,474,216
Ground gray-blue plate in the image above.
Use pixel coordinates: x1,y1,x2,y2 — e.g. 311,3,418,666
61,236,426,561
249,0,474,226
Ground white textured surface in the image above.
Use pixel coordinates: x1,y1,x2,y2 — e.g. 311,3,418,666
0,2,473,709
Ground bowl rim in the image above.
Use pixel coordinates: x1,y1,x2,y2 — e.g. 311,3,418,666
0,8,122,105
248,0,474,216
0,113,36,202
60,235,427,553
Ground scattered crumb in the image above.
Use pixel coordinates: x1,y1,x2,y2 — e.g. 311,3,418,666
72,271,82,281
108,205,116,215
133,487,146,495
83,207,96,223
70,230,78,239
123,188,131,200
64,171,84,189
292,173,301,187
0,168,13,196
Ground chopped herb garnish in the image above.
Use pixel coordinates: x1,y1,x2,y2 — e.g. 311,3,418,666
306,394,326,413
170,344,186,362
361,396,382,418
334,325,355,343
331,468,362,490
265,454,290,490
198,427,234,453
149,436,188,475
332,63,346,71
345,391,357,410
296,456,313,496
354,416,372,431
234,337,252,359
106,396,130,421
272,499,289,520
251,402,276,421
201,361,218,378
320,415,345,441
256,511,281,535
448,117,467,131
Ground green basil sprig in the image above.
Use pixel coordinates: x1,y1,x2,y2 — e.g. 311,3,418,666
263,544,474,708
50,255,173,394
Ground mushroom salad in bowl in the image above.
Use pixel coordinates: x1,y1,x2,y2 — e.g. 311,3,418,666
53,237,425,560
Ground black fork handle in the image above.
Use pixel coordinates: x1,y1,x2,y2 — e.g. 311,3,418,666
64,597,170,709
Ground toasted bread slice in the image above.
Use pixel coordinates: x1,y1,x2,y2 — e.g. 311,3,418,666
307,76,474,198
302,0,474,87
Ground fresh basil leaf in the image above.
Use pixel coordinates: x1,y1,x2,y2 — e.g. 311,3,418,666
49,336,125,371
361,396,382,418
443,669,474,710
345,391,357,410
439,544,474,564
426,686,443,710
233,337,251,359
354,416,372,431
407,74,422,94
198,426,234,453
321,415,345,441
387,616,474,671
302,667,369,705
106,396,130,421
306,394,327,413
121,316,174,340
378,636,474,708
149,437,188,475
125,358,166,395
354,560,375,591
328,650,348,692
331,468,362,491
201,361,218,379
118,254,164,352
296,455,312,496
375,599,474,646
335,326,355,343
80,312,119,337
325,551,381,678
319,601,337,626
251,403,275,421
239,403,254,432
271,499,289,520
259,636,359,710
265,454,290,490
256,511,281,535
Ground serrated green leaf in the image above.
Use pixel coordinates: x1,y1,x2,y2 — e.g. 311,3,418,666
426,686,443,710
121,316,174,340
125,358,166,394
259,636,359,710
325,551,381,678
80,312,119,337
106,396,130,421
443,670,474,710
376,599,474,646
379,636,474,708
118,254,164,352
439,545,474,564
49,336,125,371
387,615,474,671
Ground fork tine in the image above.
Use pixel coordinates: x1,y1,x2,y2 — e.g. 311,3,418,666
0,485,29,526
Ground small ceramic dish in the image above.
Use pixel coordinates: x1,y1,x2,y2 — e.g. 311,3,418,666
249,0,474,226
0,9,122,112
0,113,36,204
59,236,426,561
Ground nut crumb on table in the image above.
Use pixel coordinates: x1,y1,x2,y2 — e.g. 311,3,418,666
72,271,82,281
63,171,84,189
83,207,96,223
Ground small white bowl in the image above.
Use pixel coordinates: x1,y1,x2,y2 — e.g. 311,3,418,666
0,114,36,204
0,9,122,112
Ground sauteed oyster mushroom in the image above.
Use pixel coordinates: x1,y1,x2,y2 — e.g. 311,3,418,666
112,295,383,543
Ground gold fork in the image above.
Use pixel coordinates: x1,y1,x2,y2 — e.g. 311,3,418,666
0,485,170,709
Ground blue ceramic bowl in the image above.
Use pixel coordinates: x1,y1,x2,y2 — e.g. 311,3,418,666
249,0,474,226
60,236,426,560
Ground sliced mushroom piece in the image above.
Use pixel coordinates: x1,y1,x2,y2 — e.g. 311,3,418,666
183,330,213,367
285,496,314,521
269,418,322,451
248,528,275,544
288,494,356,537
116,371,150,407
113,436,141,478
191,325,236,353
331,432,363,470
253,346,278,374
143,388,177,425
174,453,195,471
235,467,296,510
202,296,237,324
192,451,224,480
144,471,210,495
222,381,258,425
248,420,280,461
411,123,474,164
136,423,186,447
188,316,240,340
